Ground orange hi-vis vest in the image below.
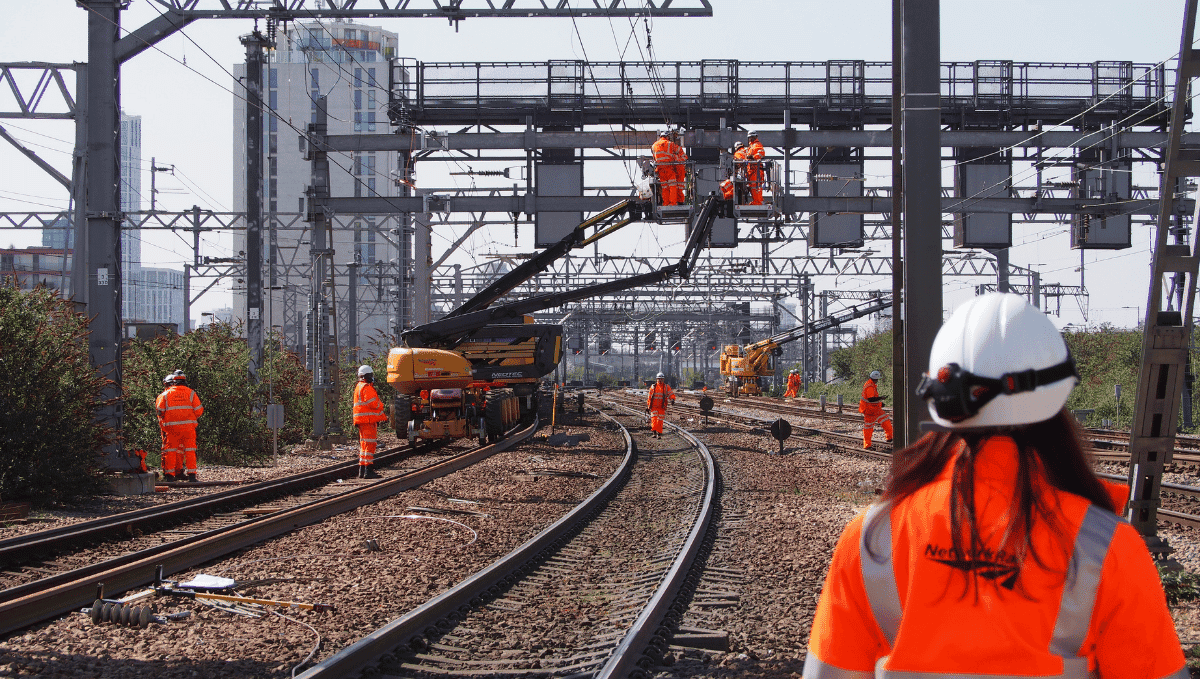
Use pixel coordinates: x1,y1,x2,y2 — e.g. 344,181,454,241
156,385,203,428
859,378,884,415
646,382,675,413
353,381,386,425
652,137,676,167
805,437,1187,679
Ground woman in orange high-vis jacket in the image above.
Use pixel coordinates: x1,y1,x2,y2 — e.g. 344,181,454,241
805,293,1186,679
352,365,387,479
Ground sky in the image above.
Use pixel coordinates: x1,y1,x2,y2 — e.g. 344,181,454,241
0,0,1190,330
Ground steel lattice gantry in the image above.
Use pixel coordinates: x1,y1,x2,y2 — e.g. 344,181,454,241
47,0,713,465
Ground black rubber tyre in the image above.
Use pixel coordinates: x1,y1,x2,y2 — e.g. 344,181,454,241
485,390,510,440
390,395,411,432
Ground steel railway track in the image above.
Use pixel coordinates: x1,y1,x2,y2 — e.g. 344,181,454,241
297,403,718,678
615,390,1200,534
0,420,538,637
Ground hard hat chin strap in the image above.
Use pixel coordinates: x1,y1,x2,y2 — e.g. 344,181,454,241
915,351,1078,423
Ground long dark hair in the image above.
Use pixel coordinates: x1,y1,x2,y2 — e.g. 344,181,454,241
882,409,1115,591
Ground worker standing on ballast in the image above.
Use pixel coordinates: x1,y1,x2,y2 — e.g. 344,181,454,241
805,292,1187,678
745,131,766,205
783,369,802,398
859,369,892,448
652,129,683,206
155,370,203,482
645,372,676,439
353,365,387,479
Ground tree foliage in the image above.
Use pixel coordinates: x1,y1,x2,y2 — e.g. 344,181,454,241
123,322,313,466
0,285,109,505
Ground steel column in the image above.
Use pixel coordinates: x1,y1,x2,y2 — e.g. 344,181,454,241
241,31,270,384
82,1,126,469
1126,0,1200,551
901,0,943,440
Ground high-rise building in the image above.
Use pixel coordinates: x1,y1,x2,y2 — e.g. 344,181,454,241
233,20,401,355
36,112,185,332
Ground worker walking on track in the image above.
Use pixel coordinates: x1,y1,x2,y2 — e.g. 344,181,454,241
859,369,892,448
783,369,802,398
353,365,387,479
155,370,203,482
745,131,766,205
652,129,685,206
805,292,1187,679
645,372,676,439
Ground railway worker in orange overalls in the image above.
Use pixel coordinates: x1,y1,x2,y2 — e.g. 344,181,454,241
670,128,689,204
731,141,748,203
783,369,802,398
805,292,1187,679
744,131,766,205
155,370,203,482
651,129,683,206
353,365,387,479
859,369,893,448
645,372,675,439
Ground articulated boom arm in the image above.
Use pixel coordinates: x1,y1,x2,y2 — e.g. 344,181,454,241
404,195,721,350
447,199,648,317
746,295,894,354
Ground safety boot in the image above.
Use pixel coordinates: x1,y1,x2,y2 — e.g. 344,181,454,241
362,464,380,480
162,472,177,483
184,473,198,483
357,465,366,479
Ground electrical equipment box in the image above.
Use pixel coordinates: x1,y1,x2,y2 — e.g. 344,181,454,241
535,162,583,247
953,163,1012,248
1072,165,1132,249
808,163,863,248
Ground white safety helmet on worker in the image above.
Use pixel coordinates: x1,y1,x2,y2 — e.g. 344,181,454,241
656,372,665,379
918,292,1077,429
869,370,881,381
357,365,373,377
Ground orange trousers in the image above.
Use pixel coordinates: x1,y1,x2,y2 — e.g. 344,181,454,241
358,422,378,466
161,426,197,475
862,410,893,447
649,410,665,434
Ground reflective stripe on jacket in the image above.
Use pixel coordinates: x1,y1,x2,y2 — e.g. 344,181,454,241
859,379,883,415
646,383,675,412
804,437,1187,679
353,381,386,425
652,138,676,166
156,386,203,428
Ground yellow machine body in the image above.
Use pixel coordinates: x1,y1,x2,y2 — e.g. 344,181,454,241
386,347,473,395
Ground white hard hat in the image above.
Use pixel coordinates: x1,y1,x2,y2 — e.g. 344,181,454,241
659,128,670,137
734,141,745,149
357,365,373,377
656,372,665,379
918,293,1077,429
747,130,759,138
869,370,881,381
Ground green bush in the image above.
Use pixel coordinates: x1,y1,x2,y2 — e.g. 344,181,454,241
0,285,109,505
123,322,313,467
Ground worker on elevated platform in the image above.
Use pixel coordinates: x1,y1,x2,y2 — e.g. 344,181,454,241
671,128,689,205
353,365,387,479
652,129,684,206
731,141,748,204
783,369,802,398
859,369,892,448
805,292,1186,679
645,372,676,439
745,131,766,205
156,370,203,482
